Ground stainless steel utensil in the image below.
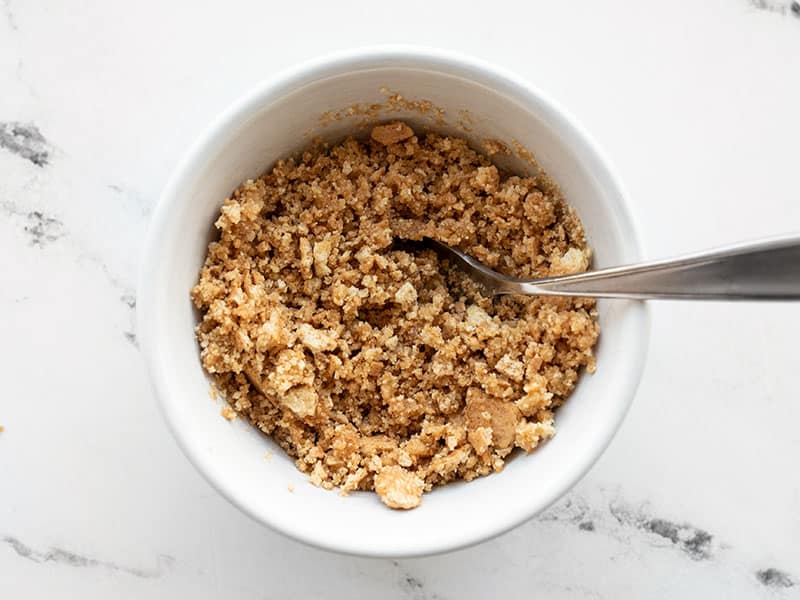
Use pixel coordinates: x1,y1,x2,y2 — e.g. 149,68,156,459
406,235,800,300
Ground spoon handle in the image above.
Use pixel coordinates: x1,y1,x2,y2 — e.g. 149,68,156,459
512,235,800,300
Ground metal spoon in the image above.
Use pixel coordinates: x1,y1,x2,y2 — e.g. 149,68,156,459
403,235,800,300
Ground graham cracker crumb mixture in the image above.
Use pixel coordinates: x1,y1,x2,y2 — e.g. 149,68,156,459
482,139,511,157
314,89,446,136
220,405,237,421
192,122,599,509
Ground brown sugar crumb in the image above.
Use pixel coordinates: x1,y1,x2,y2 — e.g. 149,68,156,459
371,121,414,146
192,122,599,510
374,466,425,509
382,89,446,124
457,109,475,132
315,89,446,134
482,139,510,156
220,405,237,421
513,139,541,171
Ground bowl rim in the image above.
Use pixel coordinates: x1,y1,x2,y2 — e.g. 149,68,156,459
138,44,650,557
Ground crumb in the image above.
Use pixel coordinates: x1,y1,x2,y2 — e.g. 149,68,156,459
317,89,446,131
0,425,4,433
457,109,475,132
551,247,589,275
371,121,414,145
192,122,599,509
263,450,273,462
220,405,237,421
512,140,541,171
287,484,295,493
208,382,218,400
394,281,417,305
482,139,510,156
374,465,424,509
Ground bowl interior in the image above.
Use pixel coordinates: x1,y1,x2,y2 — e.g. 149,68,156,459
140,52,648,557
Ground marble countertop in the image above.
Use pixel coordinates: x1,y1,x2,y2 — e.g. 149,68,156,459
2,1,799,598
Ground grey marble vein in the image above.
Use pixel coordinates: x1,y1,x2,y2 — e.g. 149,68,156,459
123,331,139,348
756,568,795,588
1,201,66,247
120,293,136,309
2,536,174,579
535,492,800,589
392,561,442,600
642,518,713,561
748,0,800,16
24,211,64,247
0,122,50,166
70,253,139,346
2,0,16,31
3,197,138,346
602,499,714,560
120,294,138,348
538,495,591,525
92,259,133,295
107,182,153,217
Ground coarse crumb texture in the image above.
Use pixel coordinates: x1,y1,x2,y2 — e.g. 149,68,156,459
192,122,599,509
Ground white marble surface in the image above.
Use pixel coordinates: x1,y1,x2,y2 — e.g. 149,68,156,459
2,0,800,597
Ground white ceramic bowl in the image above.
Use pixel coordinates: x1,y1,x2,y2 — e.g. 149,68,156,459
138,46,649,557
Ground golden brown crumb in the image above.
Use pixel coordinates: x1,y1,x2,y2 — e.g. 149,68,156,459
315,88,446,133
371,121,414,146
482,139,510,156
457,109,475,132
374,465,424,509
513,139,541,171
0,425,4,433
192,122,599,509
220,406,237,421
